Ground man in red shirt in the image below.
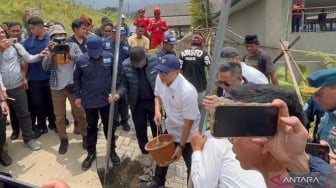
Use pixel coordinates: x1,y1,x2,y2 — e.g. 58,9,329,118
133,8,149,36
148,7,168,49
291,0,304,32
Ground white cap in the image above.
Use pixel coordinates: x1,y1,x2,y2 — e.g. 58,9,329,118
121,14,125,19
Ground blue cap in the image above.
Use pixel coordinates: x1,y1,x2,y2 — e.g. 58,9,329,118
113,26,127,35
155,54,181,73
163,33,178,45
86,36,103,57
308,68,336,89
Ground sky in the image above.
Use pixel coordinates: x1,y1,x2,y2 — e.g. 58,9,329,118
73,0,187,11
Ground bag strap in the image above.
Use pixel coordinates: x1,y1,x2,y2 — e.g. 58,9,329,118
12,44,22,58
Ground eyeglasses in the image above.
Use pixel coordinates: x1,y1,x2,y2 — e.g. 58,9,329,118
105,30,112,32
216,80,232,87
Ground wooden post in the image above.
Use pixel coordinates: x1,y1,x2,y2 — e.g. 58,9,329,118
279,40,303,105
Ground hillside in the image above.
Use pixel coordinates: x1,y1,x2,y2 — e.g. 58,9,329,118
0,0,117,32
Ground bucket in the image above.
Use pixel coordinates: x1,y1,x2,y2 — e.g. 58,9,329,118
145,134,175,166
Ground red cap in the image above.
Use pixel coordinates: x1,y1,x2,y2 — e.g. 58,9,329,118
138,7,145,13
191,34,204,43
80,16,92,26
154,7,161,14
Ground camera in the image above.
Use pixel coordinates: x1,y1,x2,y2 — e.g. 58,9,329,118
53,37,69,54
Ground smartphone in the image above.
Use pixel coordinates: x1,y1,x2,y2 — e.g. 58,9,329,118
211,103,279,137
0,174,39,188
305,143,330,163
10,38,17,44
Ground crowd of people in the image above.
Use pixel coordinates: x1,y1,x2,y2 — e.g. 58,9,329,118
0,5,335,188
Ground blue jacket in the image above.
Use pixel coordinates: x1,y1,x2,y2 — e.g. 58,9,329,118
156,47,176,58
103,38,130,83
317,111,336,142
121,54,159,110
74,51,125,109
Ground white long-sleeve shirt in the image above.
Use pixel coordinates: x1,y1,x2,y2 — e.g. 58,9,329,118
191,131,267,188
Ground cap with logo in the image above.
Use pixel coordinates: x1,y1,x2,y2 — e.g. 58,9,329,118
155,54,181,73
86,36,103,57
163,33,178,45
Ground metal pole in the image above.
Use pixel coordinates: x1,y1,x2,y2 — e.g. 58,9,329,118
198,0,232,134
104,0,124,186
189,1,232,188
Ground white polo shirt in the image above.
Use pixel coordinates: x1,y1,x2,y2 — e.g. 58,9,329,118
154,74,200,143
241,62,269,84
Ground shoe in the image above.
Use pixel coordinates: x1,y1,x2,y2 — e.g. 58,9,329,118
73,129,80,135
40,125,48,134
65,118,69,126
25,139,41,151
58,139,68,154
139,177,164,188
0,152,12,166
33,131,43,139
110,150,120,165
10,131,19,140
48,123,56,130
81,152,96,171
122,122,130,132
82,136,88,149
141,154,153,167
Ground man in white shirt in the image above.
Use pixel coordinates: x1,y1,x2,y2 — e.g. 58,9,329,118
191,129,267,188
220,46,268,84
140,54,200,188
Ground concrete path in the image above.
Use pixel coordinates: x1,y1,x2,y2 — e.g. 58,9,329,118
2,108,188,188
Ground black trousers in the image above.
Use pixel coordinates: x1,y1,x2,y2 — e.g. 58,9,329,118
27,80,55,128
154,142,193,184
131,100,160,154
85,104,118,154
115,96,129,125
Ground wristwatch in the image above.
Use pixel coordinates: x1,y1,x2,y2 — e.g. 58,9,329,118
0,99,6,103
177,143,185,150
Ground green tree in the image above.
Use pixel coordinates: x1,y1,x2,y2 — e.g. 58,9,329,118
189,0,214,29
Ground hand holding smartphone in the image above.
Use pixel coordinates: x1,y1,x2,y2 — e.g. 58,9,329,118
10,38,18,44
210,103,279,137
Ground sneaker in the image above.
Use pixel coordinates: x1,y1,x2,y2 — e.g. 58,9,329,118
122,122,130,132
10,131,19,140
26,139,41,151
141,154,153,167
59,139,68,154
82,136,88,149
0,152,12,166
110,150,120,165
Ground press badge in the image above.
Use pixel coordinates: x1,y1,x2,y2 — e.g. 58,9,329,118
103,58,112,65
104,42,112,50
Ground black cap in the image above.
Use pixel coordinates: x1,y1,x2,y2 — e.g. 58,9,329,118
220,46,239,59
130,46,146,68
244,34,259,44
27,16,44,25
